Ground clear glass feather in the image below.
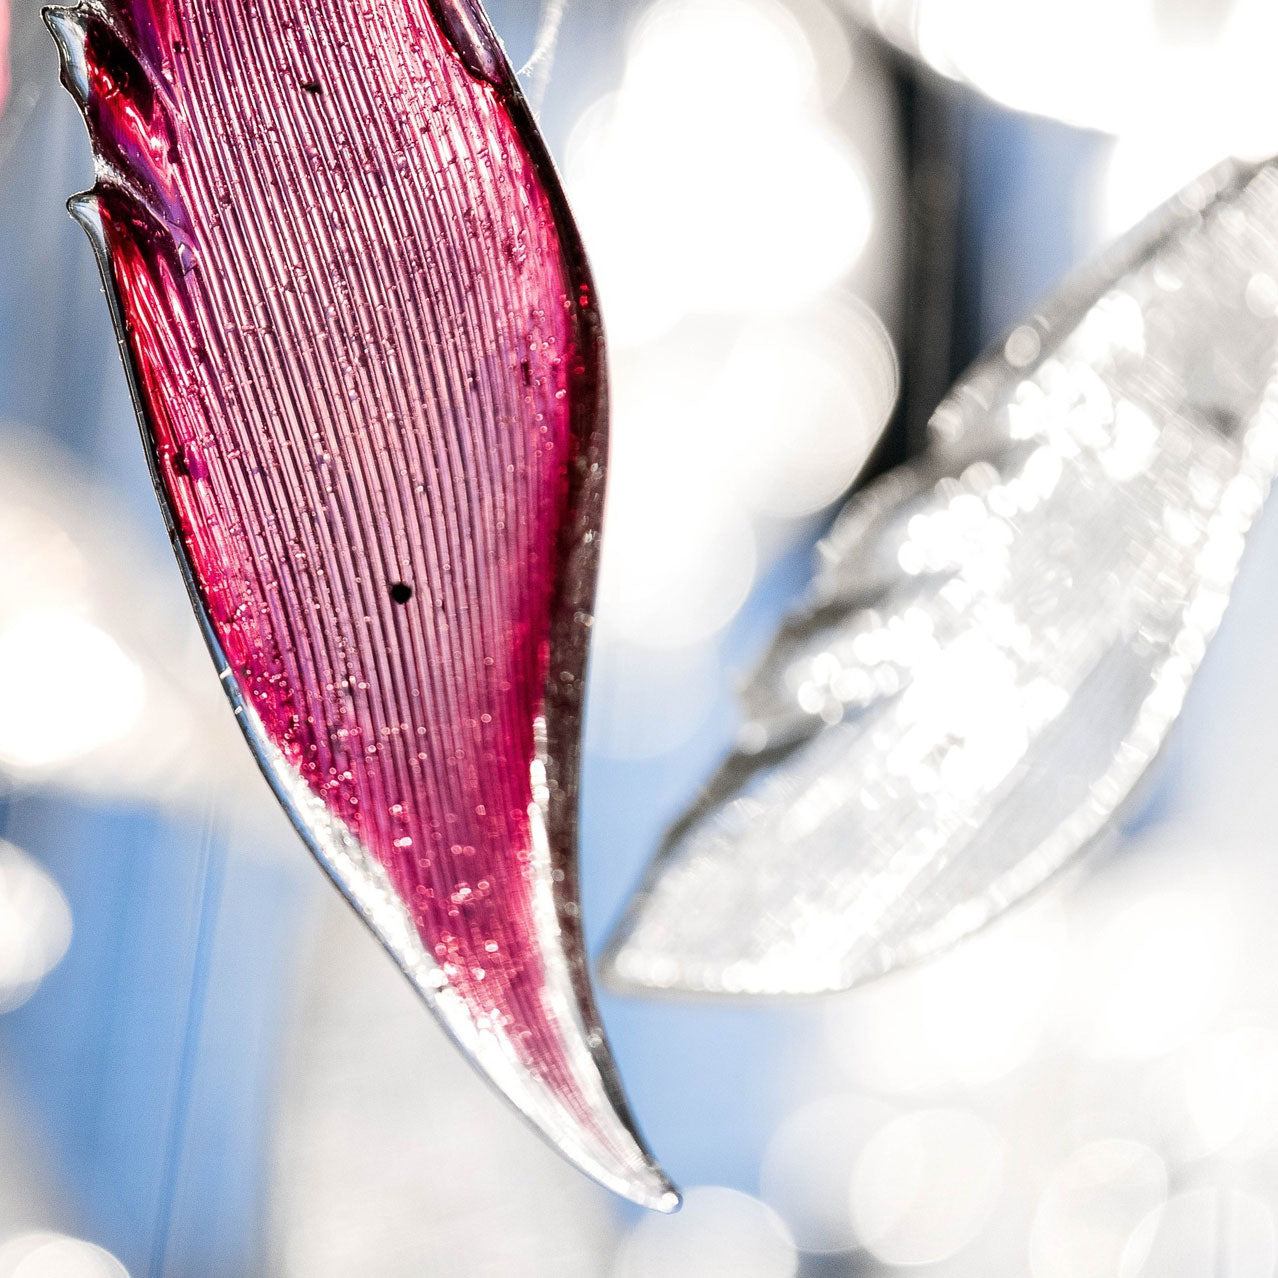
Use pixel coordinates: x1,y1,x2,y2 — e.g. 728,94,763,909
604,158,1278,996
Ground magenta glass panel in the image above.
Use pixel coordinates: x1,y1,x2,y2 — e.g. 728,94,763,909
48,0,673,1207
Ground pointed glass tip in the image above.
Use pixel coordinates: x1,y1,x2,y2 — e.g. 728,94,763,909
42,5,91,107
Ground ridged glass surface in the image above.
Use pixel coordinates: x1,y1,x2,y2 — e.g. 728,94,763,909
605,159,1278,996
47,0,673,1207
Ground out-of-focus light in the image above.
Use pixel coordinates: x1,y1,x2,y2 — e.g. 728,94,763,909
1181,1027,1278,1156
1121,1187,1276,1278
0,433,239,808
1099,129,1236,240
850,0,1278,153
567,0,875,347
595,355,758,650
271,896,617,1277
1029,1139,1168,1278
713,303,898,519
0,504,87,610
613,1185,797,1278
1076,891,1234,1060
825,897,1068,1092
0,840,72,1012
758,1093,896,1254
629,0,820,112
0,610,145,770
593,300,898,650
567,0,869,342
565,0,901,669
850,1109,1005,1267
0,1233,128,1278
595,477,756,651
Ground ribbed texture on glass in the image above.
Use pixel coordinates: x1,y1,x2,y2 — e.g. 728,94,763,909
48,0,673,1207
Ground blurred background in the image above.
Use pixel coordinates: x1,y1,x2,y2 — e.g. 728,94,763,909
2,0,1278,1273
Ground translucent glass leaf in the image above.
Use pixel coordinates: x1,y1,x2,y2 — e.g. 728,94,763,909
46,0,674,1207
605,159,1278,996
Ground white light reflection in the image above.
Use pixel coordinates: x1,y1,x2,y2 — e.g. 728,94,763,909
272,896,618,1277
713,303,898,520
1029,1139,1168,1278
1101,134,1216,240
824,896,1069,1093
0,840,72,1013
1076,890,1235,1060
613,1185,797,1278
594,359,758,648
0,431,242,808
0,611,144,770
569,0,902,666
758,1093,896,1253
849,1108,1005,1267
853,2,1278,245
774,811,1278,1273
567,0,873,344
1122,1187,1276,1278
0,1233,127,1278
852,0,1278,156
1181,1027,1278,1157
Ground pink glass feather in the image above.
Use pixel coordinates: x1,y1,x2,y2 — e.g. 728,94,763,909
46,0,675,1208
